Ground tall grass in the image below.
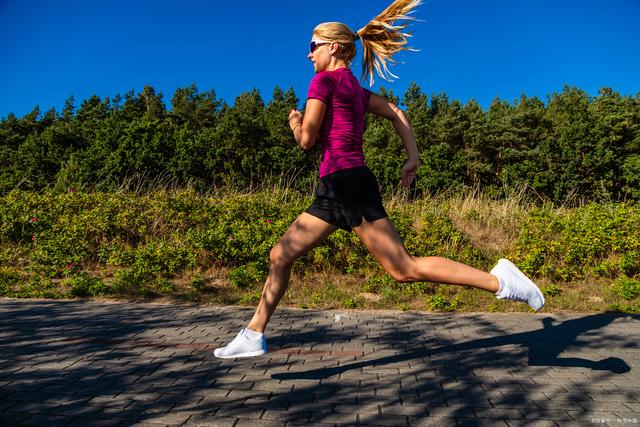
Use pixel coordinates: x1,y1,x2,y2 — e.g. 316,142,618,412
1,179,638,313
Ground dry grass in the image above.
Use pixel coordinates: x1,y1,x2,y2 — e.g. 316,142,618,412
445,186,533,256
142,188,635,313
83,270,627,314
5,186,636,313
67,261,636,314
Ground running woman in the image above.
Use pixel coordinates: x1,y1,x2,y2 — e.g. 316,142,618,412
214,0,544,359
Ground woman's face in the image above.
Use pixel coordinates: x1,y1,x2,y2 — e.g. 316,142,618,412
307,36,335,73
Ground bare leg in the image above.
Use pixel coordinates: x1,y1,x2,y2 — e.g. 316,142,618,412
353,217,499,292
246,213,337,333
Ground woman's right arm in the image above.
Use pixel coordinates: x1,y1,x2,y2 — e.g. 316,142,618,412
367,93,421,187
288,99,326,151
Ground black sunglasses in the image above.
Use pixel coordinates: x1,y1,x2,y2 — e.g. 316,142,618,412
309,41,332,53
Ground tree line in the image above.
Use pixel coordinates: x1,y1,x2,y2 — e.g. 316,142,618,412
1,83,638,202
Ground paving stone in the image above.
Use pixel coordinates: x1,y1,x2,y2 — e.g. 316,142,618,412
87,396,135,408
138,411,194,425
376,386,419,397
380,403,429,416
236,419,284,427
588,393,639,402
623,402,640,412
284,422,336,427
3,390,52,402
400,395,447,407
406,416,456,426
286,402,334,413
524,409,579,421
334,403,380,415
455,419,508,427
17,414,75,427
566,410,620,423
505,421,558,427
472,408,523,419
529,399,581,410
250,381,294,392
245,399,289,411
611,412,640,421
1,300,639,426
447,398,493,408
311,411,358,424
424,406,475,418
261,409,312,422
43,394,93,405
52,403,122,418
130,421,181,426
358,413,408,426
580,401,638,412
64,417,125,427
189,387,231,398
6,400,61,414
214,405,264,419
281,392,315,403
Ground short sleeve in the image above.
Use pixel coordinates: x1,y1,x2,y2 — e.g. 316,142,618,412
307,72,334,104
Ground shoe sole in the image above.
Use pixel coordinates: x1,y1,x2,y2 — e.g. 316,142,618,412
214,349,266,359
500,259,545,311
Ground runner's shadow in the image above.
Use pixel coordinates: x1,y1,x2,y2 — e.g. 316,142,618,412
272,314,635,380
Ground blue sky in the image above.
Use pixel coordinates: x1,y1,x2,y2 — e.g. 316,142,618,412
1,0,639,119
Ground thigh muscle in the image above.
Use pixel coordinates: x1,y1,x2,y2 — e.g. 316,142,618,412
272,212,337,264
353,217,413,280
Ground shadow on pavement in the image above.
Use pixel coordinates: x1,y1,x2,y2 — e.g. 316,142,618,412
272,314,635,381
1,300,638,425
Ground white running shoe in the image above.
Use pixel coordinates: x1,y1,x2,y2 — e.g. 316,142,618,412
491,259,545,311
213,328,267,359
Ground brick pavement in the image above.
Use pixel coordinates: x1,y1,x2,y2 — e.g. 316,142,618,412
0,298,638,426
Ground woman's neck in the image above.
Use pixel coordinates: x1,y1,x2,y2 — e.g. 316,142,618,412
326,59,349,72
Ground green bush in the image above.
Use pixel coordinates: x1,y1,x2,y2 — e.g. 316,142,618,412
428,294,449,310
132,240,196,275
155,278,175,293
229,261,267,289
238,290,262,305
363,275,393,293
112,269,148,295
1,189,639,313
190,274,207,291
513,203,640,282
427,294,459,311
68,273,108,297
0,268,22,296
607,302,640,314
343,298,357,308
541,284,562,297
619,251,640,276
611,277,640,301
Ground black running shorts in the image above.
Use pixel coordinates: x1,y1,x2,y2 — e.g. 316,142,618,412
305,166,388,232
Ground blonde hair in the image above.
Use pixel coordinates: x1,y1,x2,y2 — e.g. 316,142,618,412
313,0,421,86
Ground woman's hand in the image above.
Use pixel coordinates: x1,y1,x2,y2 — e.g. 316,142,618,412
288,109,303,131
400,157,421,188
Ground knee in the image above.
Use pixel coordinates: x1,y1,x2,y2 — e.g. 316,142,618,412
269,245,295,270
389,270,413,283
386,258,418,283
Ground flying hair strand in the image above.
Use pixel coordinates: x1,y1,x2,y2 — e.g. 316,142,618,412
356,0,422,86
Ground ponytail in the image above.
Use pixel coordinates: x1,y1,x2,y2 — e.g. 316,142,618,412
356,0,421,86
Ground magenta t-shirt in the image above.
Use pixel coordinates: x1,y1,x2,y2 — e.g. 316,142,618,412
307,68,372,178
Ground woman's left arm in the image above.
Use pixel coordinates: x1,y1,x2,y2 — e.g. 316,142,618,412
367,93,421,187
288,99,326,151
